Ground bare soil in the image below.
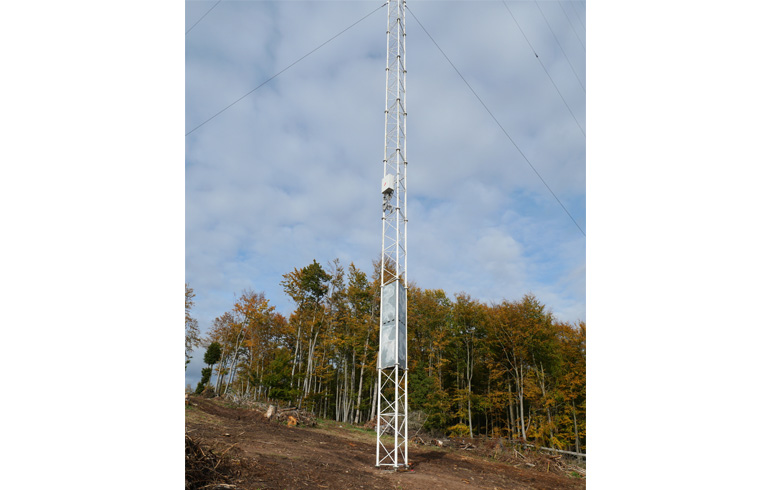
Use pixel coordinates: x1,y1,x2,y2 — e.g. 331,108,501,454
186,397,586,490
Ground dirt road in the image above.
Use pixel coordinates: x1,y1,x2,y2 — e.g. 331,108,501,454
186,398,585,490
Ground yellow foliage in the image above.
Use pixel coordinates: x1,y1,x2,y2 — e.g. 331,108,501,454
447,423,470,437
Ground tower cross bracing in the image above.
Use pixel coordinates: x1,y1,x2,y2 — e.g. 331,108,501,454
376,0,408,469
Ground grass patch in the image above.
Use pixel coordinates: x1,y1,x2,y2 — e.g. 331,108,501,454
185,405,224,426
315,419,383,444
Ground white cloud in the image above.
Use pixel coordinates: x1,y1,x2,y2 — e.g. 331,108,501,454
185,0,585,375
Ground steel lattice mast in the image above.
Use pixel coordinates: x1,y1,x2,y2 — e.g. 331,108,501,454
376,0,408,469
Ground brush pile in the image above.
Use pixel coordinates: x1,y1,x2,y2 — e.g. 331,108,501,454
185,432,239,490
411,436,586,478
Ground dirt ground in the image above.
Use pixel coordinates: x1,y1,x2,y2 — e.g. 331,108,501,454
186,397,586,490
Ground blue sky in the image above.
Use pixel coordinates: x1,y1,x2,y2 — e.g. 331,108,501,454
185,0,586,386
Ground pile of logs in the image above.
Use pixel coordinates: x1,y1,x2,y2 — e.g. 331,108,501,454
263,405,317,427
411,437,469,449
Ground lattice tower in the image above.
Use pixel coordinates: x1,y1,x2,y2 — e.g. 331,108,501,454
376,0,408,469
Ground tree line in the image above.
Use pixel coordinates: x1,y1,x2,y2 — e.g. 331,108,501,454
185,258,586,453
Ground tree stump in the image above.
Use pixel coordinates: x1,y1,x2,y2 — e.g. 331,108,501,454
265,405,276,420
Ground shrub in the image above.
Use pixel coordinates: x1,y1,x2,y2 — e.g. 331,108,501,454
447,423,470,437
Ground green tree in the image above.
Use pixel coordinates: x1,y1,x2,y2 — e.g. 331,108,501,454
407,287,453,431
204,341,222,366
262,348,296,402
195,342,223,394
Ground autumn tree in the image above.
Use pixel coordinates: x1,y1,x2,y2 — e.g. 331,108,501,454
326,259,353,421
281,259,332,408
207,312,236,394
488,294,564,445
204,290,287,400
553,320,586,453
346,262,378,423
198,257,585,449
185,283,201,369
233,290,285,401
450,292,488,438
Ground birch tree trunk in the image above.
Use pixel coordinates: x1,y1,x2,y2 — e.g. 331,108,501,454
515,362,527,441
538,363,554,444
291,322,301,386
466,340,474,438
507,379,516,441
335,368,341,421
354,327,370,423
224,332,244,395
303,326,320,399
323,385,329,419
346,349,356,423
572,400,582,454
215,358,225,394
369,377,377,422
